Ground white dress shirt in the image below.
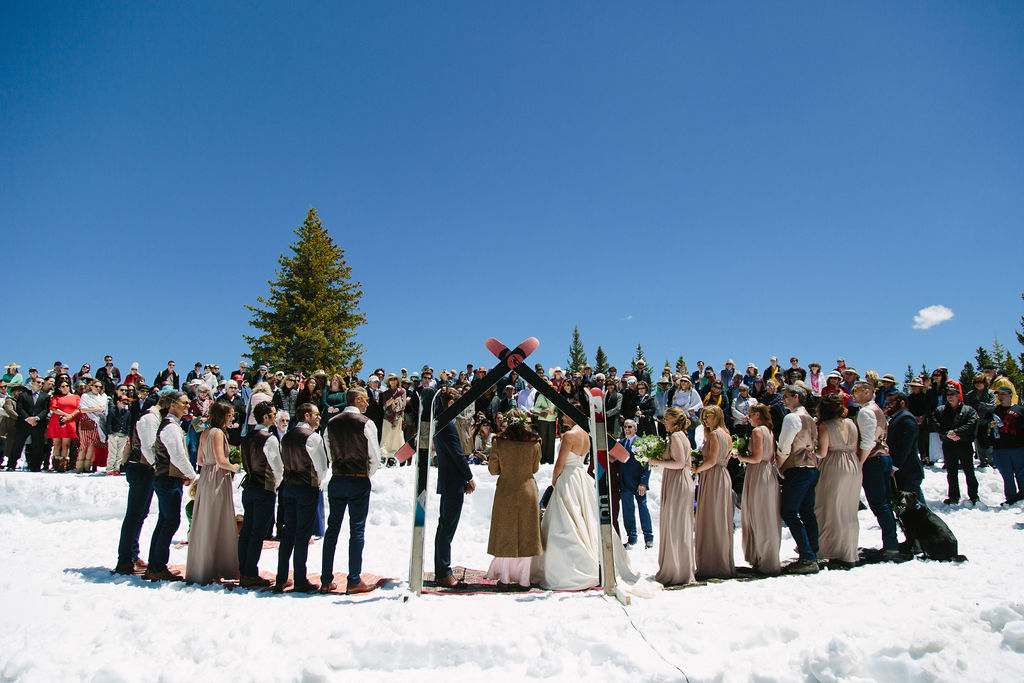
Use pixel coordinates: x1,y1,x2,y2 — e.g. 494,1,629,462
136,407,162,466
777,406,811,462
160,415,198,480
253,424,284,489
295,421,330,487
856,402,877,451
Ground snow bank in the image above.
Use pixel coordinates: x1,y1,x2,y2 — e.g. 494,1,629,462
1,464,1022,682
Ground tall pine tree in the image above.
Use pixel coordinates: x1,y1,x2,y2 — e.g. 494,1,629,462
676,355,687,373
975,346,994,370
959,361,976,388
567,326,588,372
244,208,366,372
903,364,915,391
594,346,609,375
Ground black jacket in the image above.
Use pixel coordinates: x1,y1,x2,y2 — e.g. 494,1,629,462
887,408,923,488
933,403,978,454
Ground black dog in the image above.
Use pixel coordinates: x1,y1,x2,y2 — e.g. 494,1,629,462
895,492,966,562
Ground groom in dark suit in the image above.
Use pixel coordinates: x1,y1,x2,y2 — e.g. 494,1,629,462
6,377,50,471
885,391,925,506
433,386,475,587
618,419,654,548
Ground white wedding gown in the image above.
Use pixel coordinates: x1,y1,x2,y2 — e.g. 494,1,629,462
530,452,638,590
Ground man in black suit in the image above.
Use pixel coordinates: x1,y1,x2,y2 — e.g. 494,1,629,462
433,386,475,587
6,376,50,470
885,392,925,507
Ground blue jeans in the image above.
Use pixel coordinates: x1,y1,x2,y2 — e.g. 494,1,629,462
620,479,653,543
238,488,276,577
993,447,1024,502
276,484,318,584
321,476,371,586
434,493,464,578
862,455,899,551
147,475,183,572
780,467,819,561
117,463,155,564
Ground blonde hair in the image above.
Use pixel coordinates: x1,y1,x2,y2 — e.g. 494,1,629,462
253,381,272,396
663,406,690,433
863,370,879,391
700,404,726,432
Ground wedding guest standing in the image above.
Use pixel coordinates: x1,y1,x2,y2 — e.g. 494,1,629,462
46,377,79,471
185,401,240,584
618,419,654,550
733,404,781,575
693,405,735,579
379,374,407,464
77,379,109,473
648,408,695,586
933,387,979,505
237,402,282,588
274,403,328,593
484,409,542,590
143,392,198,582
852,381,900,559
812,395,861,567
320,386,380,594
112,399,162,575
533,381,557,464
433,387,476,588
776,386,820,574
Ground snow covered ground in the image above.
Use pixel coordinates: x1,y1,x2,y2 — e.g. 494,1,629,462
1,462,1022,682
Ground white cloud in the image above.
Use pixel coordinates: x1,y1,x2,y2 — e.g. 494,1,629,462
621,314,633,321
912,305,954,330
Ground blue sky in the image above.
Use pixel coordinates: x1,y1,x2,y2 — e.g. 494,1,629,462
3,2,1022,381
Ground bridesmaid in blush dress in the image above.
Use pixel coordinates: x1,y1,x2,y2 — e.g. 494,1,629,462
813,394,861,566
648,406,696,586
734,404,781,575
185,401,240,585
693,404,736,579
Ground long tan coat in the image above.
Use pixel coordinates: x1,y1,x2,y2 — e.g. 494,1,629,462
487,437,543,558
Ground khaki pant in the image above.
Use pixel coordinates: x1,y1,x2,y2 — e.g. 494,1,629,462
106,433,129,473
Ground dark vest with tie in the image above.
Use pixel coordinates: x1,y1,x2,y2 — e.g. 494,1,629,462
327,411,371,477
242,429,276,492
281,425,318,487
153,417,185,479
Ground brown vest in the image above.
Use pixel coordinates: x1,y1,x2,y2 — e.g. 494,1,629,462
126,415,155,469
866,402,889,459
153,417,185,479
281,425,318,487
327,411,371,477
241,429,276,492
780,412,818,473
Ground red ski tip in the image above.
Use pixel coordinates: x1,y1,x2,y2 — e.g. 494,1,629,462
484,337,540,370
609,442,630,463
395,442,416,464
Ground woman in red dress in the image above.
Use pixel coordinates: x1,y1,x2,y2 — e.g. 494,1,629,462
47,378,80,471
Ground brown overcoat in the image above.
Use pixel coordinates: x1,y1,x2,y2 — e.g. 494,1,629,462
486,437,543,558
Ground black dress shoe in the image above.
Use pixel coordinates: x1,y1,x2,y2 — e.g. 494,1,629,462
292,580,319,594
112,562,135,576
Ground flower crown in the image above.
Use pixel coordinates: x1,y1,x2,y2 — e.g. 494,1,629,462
503,411,531,428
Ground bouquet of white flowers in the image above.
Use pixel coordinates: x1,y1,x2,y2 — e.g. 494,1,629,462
632,434,667,464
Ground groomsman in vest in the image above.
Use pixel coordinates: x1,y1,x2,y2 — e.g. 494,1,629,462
320,386,380,593
776,386,820,574
238,402,283,588
274,403,328,593
618,419,653,549
433,386,475,587
853,381,901,560
143,392,198,581
112,396,164,575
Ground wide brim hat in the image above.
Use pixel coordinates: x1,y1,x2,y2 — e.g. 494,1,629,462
908,379,924,387
5,362,20,369
881,373,898,384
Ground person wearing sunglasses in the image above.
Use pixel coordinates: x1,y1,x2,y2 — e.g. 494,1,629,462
46,378,80,471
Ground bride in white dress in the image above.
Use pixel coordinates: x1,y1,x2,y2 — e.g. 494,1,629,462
531,409,637,590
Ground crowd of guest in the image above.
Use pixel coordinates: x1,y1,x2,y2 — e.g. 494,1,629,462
1,352,1022,588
